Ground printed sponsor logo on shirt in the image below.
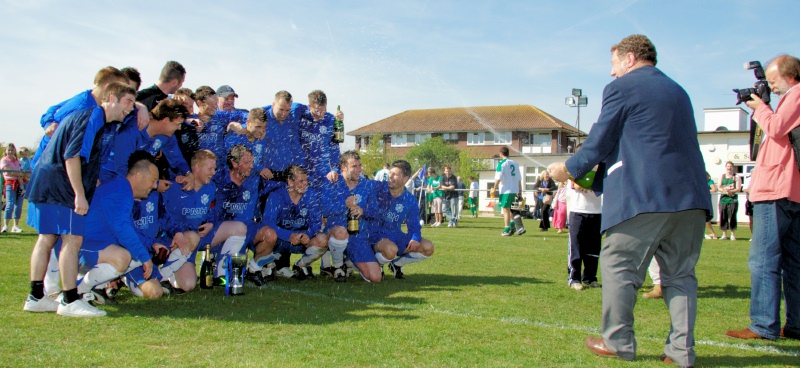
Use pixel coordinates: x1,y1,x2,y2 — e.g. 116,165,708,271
134,215,154,228
182,207,208,216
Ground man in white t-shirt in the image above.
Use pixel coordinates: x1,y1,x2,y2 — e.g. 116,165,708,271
491,146,521,236
567,176,603,290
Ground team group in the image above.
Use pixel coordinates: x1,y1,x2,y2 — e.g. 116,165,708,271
23,61,435,317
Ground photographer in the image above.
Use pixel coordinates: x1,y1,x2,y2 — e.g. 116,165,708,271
726,55,800,341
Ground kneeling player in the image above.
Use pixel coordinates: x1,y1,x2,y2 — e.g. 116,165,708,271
374,160,434,279
260,165,327,280
76,152,160,312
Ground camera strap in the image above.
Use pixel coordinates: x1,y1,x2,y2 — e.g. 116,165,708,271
749,118,763,162
789,125,800,172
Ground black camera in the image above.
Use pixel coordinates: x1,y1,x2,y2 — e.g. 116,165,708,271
733,61,771,105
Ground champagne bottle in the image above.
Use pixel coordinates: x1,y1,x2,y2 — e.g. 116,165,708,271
332,105,345,144
199,244,214,289
347,207,360,235
574,170,596,190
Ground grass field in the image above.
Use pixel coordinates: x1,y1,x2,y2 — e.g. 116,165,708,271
1,212,798,367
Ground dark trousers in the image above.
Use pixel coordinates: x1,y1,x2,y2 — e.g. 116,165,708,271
568,212,602,284
539,204,552,229
719,201,738,230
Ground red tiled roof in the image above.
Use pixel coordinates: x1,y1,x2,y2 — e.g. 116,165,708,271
349,105,582,135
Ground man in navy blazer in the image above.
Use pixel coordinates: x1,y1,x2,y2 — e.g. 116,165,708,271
549,34,711,367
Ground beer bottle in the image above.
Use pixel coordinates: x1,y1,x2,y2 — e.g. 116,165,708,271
332,105,345,143
347,207,360,235
199,244,214,289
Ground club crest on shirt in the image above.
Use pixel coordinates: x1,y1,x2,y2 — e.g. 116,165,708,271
255,144,263,153
395,203,403,213
355,194,362,204
243,190,251,201
319,126,328,134
201,194,209,205
300,208,308,217
146,201,155,213
152,139,162,151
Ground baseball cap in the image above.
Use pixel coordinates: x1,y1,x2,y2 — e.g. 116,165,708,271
216,85,239,98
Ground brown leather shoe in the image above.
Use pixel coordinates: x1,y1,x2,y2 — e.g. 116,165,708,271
660,354,694,368
584,336,618,358
725,327,765,339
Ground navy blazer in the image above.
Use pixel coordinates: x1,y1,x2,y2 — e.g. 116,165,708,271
566,66,712,232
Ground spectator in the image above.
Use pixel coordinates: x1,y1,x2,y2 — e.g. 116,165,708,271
534,171,556,231
1,143,25,233
427,168,443,227
552,181,568,234
704,172,720,239
717,161,741,240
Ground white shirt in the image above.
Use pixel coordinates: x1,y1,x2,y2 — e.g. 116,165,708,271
494,158,520,194
567,180,602,214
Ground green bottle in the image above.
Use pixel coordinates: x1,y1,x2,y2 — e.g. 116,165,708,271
332,105,345,143
574,170,596,190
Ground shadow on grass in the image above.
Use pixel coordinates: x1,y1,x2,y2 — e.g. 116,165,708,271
698,355,800,367
697,284,750,299
110,273,543,324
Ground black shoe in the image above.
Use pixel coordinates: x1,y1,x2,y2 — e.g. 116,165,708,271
245,270,267,287
213,276,226,286
304,266,315,279
388,262,405,279
320,266,335,277
160,281,175,295
292,265,309,281
90,288,117,305
333,267,347,283
262,267,277,282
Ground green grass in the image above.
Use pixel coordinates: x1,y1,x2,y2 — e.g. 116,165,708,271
1,211,798,367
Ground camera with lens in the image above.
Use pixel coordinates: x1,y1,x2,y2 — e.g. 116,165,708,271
733,61,771,105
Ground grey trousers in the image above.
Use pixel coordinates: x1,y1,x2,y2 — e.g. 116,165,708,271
600,210,704,367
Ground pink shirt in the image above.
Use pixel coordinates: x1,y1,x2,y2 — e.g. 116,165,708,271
750,85,800,203
0,156,21,181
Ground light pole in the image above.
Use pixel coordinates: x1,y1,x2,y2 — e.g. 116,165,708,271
565,88,588,139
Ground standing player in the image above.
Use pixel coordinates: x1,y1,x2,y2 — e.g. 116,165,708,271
298,90,344,191
375,160,435,279
492,146,522,236
24,82,136,317
225,107,270,179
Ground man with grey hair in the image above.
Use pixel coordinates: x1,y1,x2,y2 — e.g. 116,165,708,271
548,34,711,366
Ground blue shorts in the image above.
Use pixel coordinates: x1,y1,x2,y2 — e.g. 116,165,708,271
126,264,163,286
274,239,305,255
245,222,266,250
345,234,376,263
191,225,223,265
27,202,85,235
77,239,116,272
381,233,413,255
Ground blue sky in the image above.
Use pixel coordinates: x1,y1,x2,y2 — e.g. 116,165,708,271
1,0,798,150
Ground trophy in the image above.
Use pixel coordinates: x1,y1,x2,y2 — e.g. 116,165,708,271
224,253,247,296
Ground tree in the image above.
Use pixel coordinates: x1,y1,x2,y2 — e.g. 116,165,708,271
456,147,489,181
405,137,460,172
359,134,399,178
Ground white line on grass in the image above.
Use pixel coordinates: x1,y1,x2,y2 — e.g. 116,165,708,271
265,284,800,357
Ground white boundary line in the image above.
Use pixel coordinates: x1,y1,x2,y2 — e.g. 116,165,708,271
264,284,800,357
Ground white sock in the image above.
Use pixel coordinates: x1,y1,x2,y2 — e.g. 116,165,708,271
297,246,326,268
392,252,429,267
77,263,121,294
375,252,392,266
251,254,277,272
319,250,332,268
328,238,348,268
44,248,61,295
159,250,188,281
125,260,143,274
216,236,246,277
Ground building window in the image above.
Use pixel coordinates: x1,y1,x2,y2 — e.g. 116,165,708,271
467,132,485,145
415,133,431,145
494,131,512,144
530,133,551,146
391,134,406,147
524,166,546,192
442,133,459,142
